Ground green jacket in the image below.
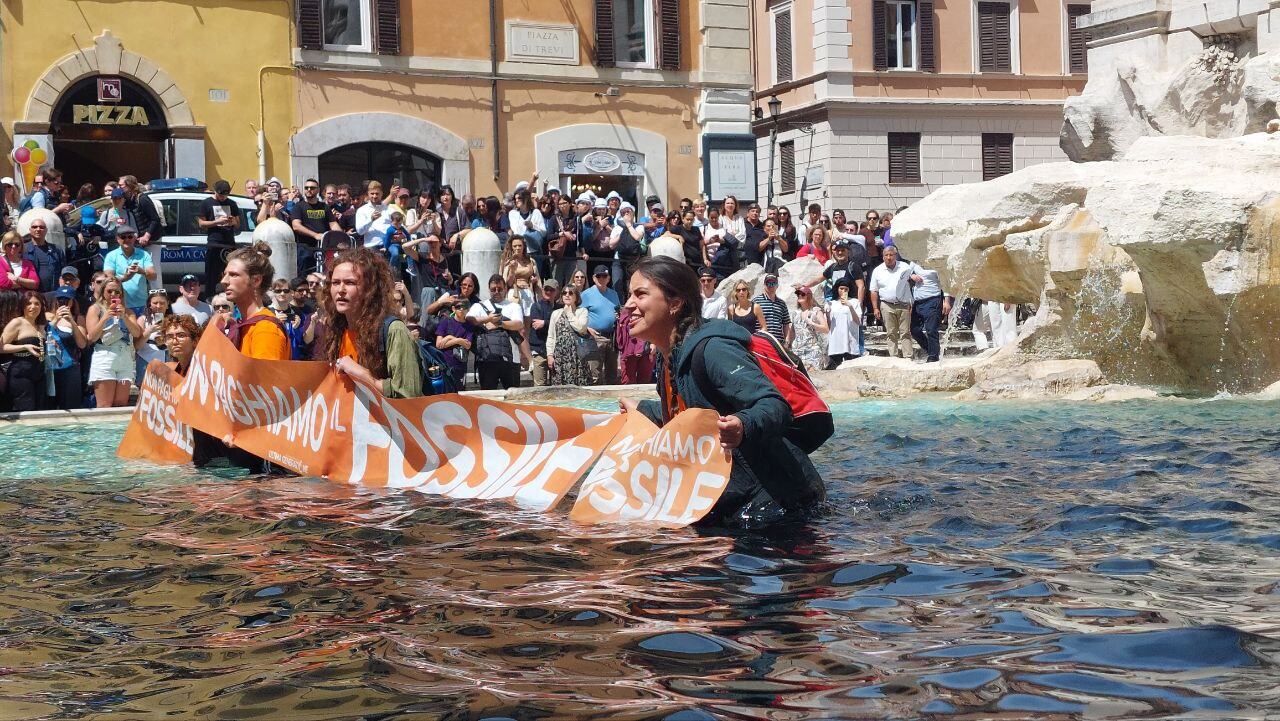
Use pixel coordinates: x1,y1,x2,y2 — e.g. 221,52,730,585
382,319,423,399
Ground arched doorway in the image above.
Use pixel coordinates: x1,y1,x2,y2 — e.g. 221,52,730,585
50,76,170,188
318,142,443,195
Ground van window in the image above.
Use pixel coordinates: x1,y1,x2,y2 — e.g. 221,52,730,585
174,198,205,237
159,199,179,236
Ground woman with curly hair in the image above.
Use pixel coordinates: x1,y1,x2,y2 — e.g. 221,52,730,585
323,247,422,398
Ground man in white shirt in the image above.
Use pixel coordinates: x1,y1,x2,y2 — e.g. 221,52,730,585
354,180,390,247
868,246,914,358
907,261,951,363
171,274,213,325
466,274,528,389
698,267,727,319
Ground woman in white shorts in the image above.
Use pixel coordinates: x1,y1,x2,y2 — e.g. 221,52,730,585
85,276,141,407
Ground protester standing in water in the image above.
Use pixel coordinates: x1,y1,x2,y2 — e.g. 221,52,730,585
192,242,288,472
618,256,825,527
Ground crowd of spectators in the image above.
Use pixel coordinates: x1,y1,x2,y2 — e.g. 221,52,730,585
1,163,963,411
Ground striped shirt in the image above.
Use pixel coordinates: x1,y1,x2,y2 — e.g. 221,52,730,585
752,293,791,338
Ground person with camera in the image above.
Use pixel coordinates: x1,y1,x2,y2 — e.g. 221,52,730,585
198,180,241,290
101,225,155,317
466,273,527,390
84,277,140,408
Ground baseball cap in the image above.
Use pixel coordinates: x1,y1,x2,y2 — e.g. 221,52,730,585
80,206,97,224
833,238,851,249
619,202,635,214
111,188,125,199
698,267,716,279
180,274,200,286
546,186,561,195
593,264,611,277
60,266,79,278
542,278,561,291
576,193,592,204
54,286,76,300
116,224,138,236
645,194,661,206
593,198,607,209
514,181,530,192
0,177,13,186
606,191,622,201
764,273,779,284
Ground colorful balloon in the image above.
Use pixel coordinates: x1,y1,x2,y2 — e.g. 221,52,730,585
29,149,46,165
13,147,30,164
23,140,38,150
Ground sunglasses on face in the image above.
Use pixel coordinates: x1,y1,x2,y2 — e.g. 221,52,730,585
149,289,167,296
119,234,137,239
304,185,319,191
2,243,18,249
213,304,232,311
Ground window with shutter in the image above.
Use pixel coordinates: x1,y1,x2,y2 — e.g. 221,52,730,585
888,133,921,184
658,0,680,70
319,0,372,52
1067,4,1090,74
774,7,793,84
981,133,1014,180
595,0,616,67
872,0,889,71
614,0,656,68
374,0,400,55
918,0,937,72
780,140,796,194
298,0,323,50
885,1,917,71
977,1,1012,72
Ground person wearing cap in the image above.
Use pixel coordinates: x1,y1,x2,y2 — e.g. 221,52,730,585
526,278,559,386
46,266,89,318
580,264,620,385
72,205,105,277
101,225,156,315
23,214,65,292
171,274,212,325
605,191,622,218
611,203,646,300
752,272,792,345
45,285,89,410
198,180,242,293
797,237,866,356
697,267,727,320
582,197,617,280
98,187,134,244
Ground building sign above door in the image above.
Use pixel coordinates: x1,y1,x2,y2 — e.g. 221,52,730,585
52,76,167,131
560,149,643,176
507,22,579,65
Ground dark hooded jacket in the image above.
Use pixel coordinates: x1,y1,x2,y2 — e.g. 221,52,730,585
638,319,825,527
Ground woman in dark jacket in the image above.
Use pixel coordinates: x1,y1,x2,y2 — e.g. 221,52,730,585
618,256,825,527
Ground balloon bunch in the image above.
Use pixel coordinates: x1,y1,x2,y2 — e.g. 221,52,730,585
10,140,48,193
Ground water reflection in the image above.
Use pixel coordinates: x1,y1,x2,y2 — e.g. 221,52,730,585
0,398,1278,719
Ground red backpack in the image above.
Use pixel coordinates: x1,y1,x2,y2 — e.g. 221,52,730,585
692,330,834,454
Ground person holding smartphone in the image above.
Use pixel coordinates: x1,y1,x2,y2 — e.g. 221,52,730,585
85,277,140,408
199,180,241,290
825,278,861,368
101,225,155,316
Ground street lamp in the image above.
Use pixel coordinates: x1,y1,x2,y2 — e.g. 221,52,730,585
767,95,782,206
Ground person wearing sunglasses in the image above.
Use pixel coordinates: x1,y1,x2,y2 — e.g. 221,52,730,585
101,225,155,316
290,178,328,276
0,230,38,290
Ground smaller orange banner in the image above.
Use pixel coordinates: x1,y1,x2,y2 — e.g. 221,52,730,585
570,408,732,526
116,361,193,464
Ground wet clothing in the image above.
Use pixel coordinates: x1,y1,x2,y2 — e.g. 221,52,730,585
637,319,825,528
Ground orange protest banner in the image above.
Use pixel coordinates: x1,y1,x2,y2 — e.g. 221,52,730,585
116,360,193,464
118,329,733,526
570,408,732,526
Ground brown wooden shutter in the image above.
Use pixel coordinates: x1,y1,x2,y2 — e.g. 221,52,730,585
780,140,796,194
1067,4,1090,74
918,0,937,72
872,0,888,71
775,9,793,83
374,0,400,55
888,132,921,184
298,0,323,50
981,133,1014,180
658,0,681,70
978,2,1012,72
595,0,616,67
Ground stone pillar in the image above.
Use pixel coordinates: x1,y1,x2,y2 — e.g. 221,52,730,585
461,227,501,301
253,218,297,284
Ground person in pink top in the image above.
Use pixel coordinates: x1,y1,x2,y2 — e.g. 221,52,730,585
615,305,654,385
0,231,38,290
796,225,832,265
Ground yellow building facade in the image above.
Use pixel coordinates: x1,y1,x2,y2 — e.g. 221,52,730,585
1,0,296,193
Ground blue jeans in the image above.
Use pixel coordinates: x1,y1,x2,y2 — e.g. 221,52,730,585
386,243,403,276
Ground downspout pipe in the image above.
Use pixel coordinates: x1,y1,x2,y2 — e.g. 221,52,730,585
489,0,501,183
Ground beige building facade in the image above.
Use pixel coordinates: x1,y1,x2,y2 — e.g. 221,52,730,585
290,0,755,207
752,0,1088,216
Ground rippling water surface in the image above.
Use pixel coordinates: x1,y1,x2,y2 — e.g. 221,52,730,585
1,398,1278,720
